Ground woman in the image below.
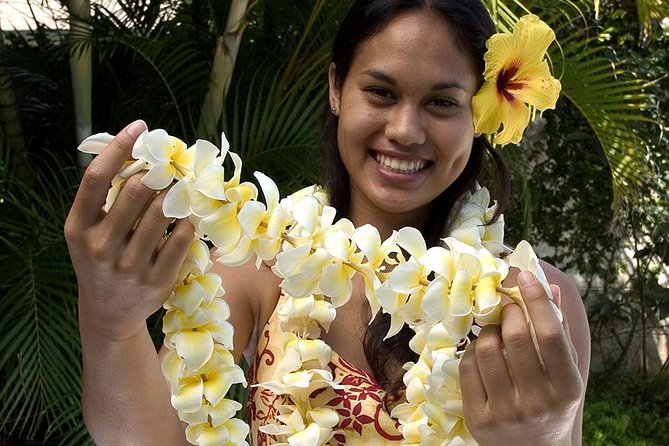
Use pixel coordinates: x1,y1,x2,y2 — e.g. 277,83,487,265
64,0,590,445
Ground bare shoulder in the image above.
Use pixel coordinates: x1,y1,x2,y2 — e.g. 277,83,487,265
208,256,283,361
539,261,590,342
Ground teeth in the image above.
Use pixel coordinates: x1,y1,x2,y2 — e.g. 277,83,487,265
375,153,427,174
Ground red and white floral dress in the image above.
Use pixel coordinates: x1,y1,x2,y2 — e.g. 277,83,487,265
248,299,404,445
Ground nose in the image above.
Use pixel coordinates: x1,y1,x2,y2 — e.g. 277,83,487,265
385,104,426,146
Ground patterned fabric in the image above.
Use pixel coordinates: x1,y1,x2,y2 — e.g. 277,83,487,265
248,298,404,445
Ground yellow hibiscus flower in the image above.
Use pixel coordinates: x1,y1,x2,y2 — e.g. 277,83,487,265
472,14,561,146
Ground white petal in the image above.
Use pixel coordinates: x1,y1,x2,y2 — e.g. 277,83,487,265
397,226,426,258
194,139,220,174
507,240,552,297
238,200,266,239
175,330,214,371
163,178,192,218
287,423,323,446
141,162,174,190
421,276,449,321
171,376,203,413
195,165,228,200
77,132,114,154
292,196,320,233
254,171,280,209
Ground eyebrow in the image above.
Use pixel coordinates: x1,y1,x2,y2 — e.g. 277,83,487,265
361,69,467,91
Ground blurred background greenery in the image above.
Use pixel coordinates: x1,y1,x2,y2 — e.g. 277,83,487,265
0,0,667,444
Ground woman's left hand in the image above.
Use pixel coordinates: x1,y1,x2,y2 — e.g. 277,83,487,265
459,271,584,446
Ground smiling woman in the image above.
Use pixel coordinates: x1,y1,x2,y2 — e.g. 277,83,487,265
65,1,590,445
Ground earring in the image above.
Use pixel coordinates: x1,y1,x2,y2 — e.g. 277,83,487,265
331,106,338,116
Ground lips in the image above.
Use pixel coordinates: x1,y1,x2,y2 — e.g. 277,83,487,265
373,151,429,174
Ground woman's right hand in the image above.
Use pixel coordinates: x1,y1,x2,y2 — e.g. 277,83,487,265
65,120,194,341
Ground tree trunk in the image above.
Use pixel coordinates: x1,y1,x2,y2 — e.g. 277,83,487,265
0,23,31,180
68,0,93,167
195,0,252,141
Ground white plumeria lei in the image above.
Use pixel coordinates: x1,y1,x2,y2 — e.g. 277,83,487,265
79,129,559,446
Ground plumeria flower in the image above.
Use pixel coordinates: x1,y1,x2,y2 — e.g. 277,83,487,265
277,295,337,338
259,404,338,446
449,186,506,256
216,172,294,267
472,14,561,145
163,138,222,219
132,129,195,189
185,417,250,446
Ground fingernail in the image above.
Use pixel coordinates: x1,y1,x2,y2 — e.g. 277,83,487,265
125,120,146,138
517,271,536,287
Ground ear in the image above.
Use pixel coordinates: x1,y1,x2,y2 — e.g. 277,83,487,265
328,63,341,116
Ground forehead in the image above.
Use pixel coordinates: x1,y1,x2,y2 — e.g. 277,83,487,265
349,10,478,91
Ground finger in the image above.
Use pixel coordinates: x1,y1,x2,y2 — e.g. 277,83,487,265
96,173,159,249
459,341,488,415
549,284,561,308
517,272,578,384
471,325,516,408
559,299,578,364
500,299,547,399
123,189,174,267
68,120,147,229
152,218,195,281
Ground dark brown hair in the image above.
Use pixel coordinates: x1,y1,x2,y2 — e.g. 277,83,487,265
321,0,511,398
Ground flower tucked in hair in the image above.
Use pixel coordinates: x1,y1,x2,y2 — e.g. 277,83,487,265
472,14,561,146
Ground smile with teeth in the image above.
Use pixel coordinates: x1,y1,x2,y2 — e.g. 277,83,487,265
374,152,428,174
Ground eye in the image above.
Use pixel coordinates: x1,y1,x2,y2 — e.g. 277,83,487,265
429,97,458,110
364,87,396,103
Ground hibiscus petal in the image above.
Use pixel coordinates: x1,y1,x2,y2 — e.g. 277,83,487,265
472,81,504,135
494,96,531,145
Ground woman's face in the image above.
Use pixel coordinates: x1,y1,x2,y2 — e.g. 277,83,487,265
329,10,479,229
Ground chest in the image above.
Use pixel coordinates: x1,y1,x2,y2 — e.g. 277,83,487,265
320,274,375,375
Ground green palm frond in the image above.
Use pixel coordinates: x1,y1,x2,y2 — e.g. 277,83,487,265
68,2,211,139
487,0,655,207
224,0,351,193
227,68,326,193
0,153,90,443
637,0,669,44
552,23,654,206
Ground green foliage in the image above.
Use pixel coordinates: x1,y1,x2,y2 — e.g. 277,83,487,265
0,0,667,444
583,373,669,446
0,151,91,445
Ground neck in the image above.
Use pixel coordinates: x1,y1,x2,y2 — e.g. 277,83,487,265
348,197,430,241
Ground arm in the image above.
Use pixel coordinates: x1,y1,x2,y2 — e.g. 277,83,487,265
459,266,590,446
65,120,265,445
65,120,192,445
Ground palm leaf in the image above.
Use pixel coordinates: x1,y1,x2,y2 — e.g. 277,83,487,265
486,0,655,207
551,20,654,206
0,153,90,443
637,0,669,45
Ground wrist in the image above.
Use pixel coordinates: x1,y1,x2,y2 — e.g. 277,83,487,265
78,301,152,344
